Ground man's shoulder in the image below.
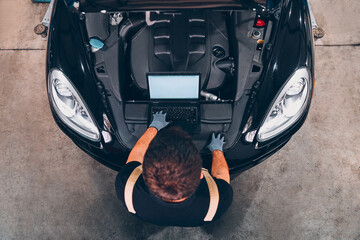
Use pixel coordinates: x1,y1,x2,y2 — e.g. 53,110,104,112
116,161,142,186
196,175,233,201
212,177,233,201
213,177,232,189
115,161,143,205
122,161,142,172
211,177,233,220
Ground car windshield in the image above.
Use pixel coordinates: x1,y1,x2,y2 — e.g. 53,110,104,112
79,0,276,12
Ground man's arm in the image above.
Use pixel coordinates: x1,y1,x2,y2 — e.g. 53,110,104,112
126,127,158,164
207,133,230,184
211,150,230,184
126,111,169,164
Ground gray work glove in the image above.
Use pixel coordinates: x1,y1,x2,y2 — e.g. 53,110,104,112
149,111,170,131
207,133,225,152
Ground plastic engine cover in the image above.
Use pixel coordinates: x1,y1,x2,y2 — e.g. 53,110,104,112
130,11,229,91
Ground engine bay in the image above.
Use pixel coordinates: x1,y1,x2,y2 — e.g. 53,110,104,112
129,11,231,94
85,10,270,101
84,9,271,150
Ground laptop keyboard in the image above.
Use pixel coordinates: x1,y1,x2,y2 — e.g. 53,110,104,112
151,106,198,124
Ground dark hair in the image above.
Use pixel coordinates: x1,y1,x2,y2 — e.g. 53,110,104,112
143,126,202,201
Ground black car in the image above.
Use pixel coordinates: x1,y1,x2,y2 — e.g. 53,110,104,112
46,0,314,176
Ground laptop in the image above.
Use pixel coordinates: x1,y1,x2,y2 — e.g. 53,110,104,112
147,73,201,133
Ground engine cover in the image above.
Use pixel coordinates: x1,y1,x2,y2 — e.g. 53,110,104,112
130,11,229,91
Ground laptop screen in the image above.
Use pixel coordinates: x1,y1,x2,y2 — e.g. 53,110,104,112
148,74,200,99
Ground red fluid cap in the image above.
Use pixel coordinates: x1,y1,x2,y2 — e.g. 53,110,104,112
256,19,266,27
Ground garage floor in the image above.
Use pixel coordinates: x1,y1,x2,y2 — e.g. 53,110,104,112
0,0,359,239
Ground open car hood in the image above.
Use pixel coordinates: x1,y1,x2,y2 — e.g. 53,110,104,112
79,0,268,12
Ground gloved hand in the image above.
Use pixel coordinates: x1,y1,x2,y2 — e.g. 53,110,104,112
207,133,225,152
149,111,170,131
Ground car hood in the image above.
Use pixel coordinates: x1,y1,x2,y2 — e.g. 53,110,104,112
79,0,268,12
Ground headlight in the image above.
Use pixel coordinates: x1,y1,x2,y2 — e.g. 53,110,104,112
48,69,100,141
257,68,311,142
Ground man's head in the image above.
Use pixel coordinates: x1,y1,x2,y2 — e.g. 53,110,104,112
143,126,202,202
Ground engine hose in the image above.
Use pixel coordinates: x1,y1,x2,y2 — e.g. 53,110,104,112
119,14,145,41
201,91,222,101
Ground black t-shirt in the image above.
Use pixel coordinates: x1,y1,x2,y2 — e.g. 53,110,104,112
115,161,233,227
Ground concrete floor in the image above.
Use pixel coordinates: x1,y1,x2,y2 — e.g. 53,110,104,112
0,0,359,239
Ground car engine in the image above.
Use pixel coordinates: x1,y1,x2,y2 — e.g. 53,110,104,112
84,9,269,150
128,11,230,91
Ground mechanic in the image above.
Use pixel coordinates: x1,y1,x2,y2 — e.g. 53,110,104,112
115,112,233,226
